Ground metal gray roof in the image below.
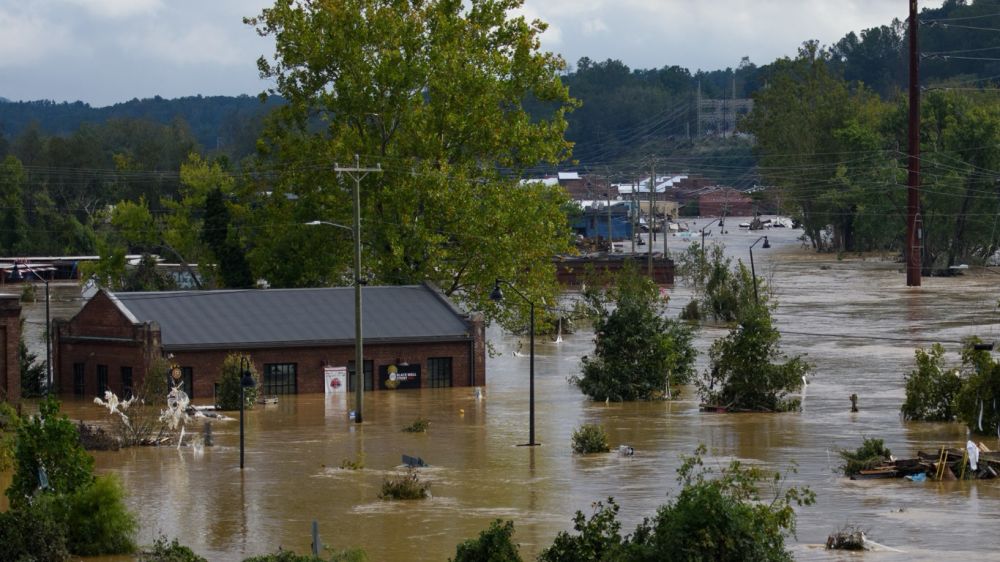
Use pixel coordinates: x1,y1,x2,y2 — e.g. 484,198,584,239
109,284,473,350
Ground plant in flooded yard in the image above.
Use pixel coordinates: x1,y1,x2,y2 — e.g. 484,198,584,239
838,437,892,477
451,519,522,562
901,343,962,421
402,418,429,433
139,536,208,562
216,352,259,411
340,451,366,470
953,339,1000,435
698,304,809,412
571,423,610,454
574,266,696,401
378,468,430,500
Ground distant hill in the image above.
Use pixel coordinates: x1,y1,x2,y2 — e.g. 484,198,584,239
0,94,283,154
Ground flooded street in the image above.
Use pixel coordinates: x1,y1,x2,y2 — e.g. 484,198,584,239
9,221,1000,560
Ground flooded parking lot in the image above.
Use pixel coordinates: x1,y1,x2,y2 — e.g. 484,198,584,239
8,221,1000,560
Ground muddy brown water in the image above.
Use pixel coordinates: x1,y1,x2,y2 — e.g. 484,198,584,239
5,222,1000,560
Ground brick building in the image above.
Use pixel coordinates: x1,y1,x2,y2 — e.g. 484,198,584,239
52,284,486,400
0,294,21,403
698,188,754,217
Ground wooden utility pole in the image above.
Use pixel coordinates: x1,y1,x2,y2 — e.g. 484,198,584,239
906,0,922,286
648,162,654,276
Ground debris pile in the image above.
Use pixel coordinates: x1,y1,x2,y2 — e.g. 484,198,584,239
851,441,999,480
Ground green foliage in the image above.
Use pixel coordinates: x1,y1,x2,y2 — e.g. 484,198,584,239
0,401,19,471
699,305,809,412
451,519,522,562
378,469,430,500
7,396,95,509
953,341,1000,435
901,344,962,421
676,244,764,323
839,438,892,478
139,536,208,562
216,352,259,411
0,494,70,562
537,499,627,562
402,419,429,433
571,424,610,454
244,0,576,324
574,267,697,401
63,475,138,555
629,445,813,562
201,186,253,288
20,318,47,397
534,446,813,562
339,451,365,470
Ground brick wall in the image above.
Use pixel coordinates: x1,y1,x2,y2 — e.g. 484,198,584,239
55,291,487,400
0,294,21,403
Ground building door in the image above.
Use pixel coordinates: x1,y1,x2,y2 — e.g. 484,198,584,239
347,360,373,392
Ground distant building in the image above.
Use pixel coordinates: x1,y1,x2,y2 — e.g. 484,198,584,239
571,202,633,240
53,284,486,399
0,294,21,403
699,188,753,217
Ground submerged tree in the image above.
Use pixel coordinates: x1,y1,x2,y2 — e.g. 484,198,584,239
953,341,1000,436
574,267,696,401
900,343,961,422
699,303,809,412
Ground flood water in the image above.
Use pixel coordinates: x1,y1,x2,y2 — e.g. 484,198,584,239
7,220,1000,560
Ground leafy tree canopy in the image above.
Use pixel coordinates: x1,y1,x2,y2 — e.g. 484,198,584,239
245,0,578,321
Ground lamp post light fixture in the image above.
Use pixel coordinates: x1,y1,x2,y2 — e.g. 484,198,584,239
748,235,771,304
305,219,365,423
239,355,256,470
12,263,51,394
698,218,724,286
490,278,539,447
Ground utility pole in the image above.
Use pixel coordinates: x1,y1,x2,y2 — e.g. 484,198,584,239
648,161,655,276
906,0,922,286
631,177,637,253
606,174,613,250
336,154,382,423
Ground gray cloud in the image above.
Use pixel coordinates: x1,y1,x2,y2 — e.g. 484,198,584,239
1,0,908,106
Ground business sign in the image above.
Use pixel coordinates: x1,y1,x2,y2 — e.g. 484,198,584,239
324,366,347,396
379,364,421,390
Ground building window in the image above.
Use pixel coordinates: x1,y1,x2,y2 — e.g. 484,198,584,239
347,360,373,392
428,357,453,388
97,365,108,395
73,363,85,396
263,363,297,395
121,367,133,398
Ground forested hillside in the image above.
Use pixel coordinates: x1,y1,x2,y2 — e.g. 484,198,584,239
1,0,1000,274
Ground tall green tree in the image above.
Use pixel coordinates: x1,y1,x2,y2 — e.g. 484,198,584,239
0,155,29,255
245,0,578,317
202,187,253,288
741,43,896,253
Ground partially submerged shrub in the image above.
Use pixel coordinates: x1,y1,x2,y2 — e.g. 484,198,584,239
452,519,522,562
243,548,367,562
0,496,70,562
139,536,208,562
839,438,892,477
571,424,610,454
901,344,961,421
402,418,429,433
78,420,120,451
216,352,259,411
64,475,138,555
340,452,365,470
538,499,626,562
379,469,430,500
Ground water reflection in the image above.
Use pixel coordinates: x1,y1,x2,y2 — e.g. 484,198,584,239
6,225,1000,560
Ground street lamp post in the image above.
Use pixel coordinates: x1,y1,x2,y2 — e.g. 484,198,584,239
490,279,539,447
699,217,724,281
305,219,364,423
239,355,256,470
12,263,51,394
748,235,771,304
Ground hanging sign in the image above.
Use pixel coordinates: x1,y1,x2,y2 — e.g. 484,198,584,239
324,366,347,396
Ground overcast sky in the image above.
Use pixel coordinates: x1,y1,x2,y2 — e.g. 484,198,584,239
0,0,908,107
